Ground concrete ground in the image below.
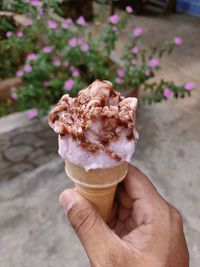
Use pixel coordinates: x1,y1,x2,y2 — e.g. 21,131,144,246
0,9,200,267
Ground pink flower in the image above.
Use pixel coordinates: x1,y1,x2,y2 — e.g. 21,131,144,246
76,16,86,25
66,18,72,25
117,69,125,78
10,91,18,101
131,59,138,65
24,64,32,73
16,31,23,37
72,69,79,77
126,6,133,13
185,82,195,90
163,88,173,98
148,58,159,68
25,18,33,26
53,58,61,66
62,22,69,29
42,46,53,53
81,42,89,52
63,61,69,67
131,46,139,54
133,27,142,37
68,38,77,47
30,0,40,6
16,70,24,78
26,108,38,119
6,31,12,37
115,78,123,84
174,36,183,46
27,53,37,61
108,14,120,25
64,79,74,90
43,81,49,87
48,20,57,29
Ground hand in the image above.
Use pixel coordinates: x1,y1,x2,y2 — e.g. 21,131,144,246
59,164,189,267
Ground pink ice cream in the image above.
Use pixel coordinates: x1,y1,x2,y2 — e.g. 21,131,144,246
49,80,138,171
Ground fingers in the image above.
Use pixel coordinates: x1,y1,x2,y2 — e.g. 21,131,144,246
125,215,137,232
59,189,122,264
119,188,133,209
108,186,132,229
118,164,169,230
118,206,130,222
124,164,161,202
107,202,118,229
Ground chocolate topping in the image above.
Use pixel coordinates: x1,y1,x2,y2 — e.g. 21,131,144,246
49,80,137,160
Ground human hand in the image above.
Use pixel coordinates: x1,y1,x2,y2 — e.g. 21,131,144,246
59,164,189,267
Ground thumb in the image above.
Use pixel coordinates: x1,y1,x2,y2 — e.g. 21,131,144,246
59,189,120,263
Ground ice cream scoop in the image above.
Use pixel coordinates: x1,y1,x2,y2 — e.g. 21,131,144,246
49,80,138,221
49,80,138,170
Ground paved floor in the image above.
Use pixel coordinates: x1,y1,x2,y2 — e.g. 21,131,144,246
0,9,200,267
0,116,57,180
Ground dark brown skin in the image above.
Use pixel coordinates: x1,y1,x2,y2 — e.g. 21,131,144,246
59,164,189,267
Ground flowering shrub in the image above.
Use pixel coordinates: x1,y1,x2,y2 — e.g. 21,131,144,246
0,0,63,79
3,0,62,15
0,1,195,117
0,32,36,79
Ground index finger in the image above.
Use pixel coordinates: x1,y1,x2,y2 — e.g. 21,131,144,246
124,164,162,202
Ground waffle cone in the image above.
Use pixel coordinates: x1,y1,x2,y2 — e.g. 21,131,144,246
65,160,128,222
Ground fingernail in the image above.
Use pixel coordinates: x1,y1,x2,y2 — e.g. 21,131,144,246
60,190,76,213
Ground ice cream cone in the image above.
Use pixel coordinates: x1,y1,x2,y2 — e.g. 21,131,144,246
65,160,128,222
49,80,137,221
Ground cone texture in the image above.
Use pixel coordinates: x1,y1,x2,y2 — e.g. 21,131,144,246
65,160,128,221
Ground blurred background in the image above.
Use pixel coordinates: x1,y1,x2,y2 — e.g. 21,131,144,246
0,0,199,266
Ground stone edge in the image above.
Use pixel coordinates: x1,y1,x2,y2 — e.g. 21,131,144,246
0,111,47,135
